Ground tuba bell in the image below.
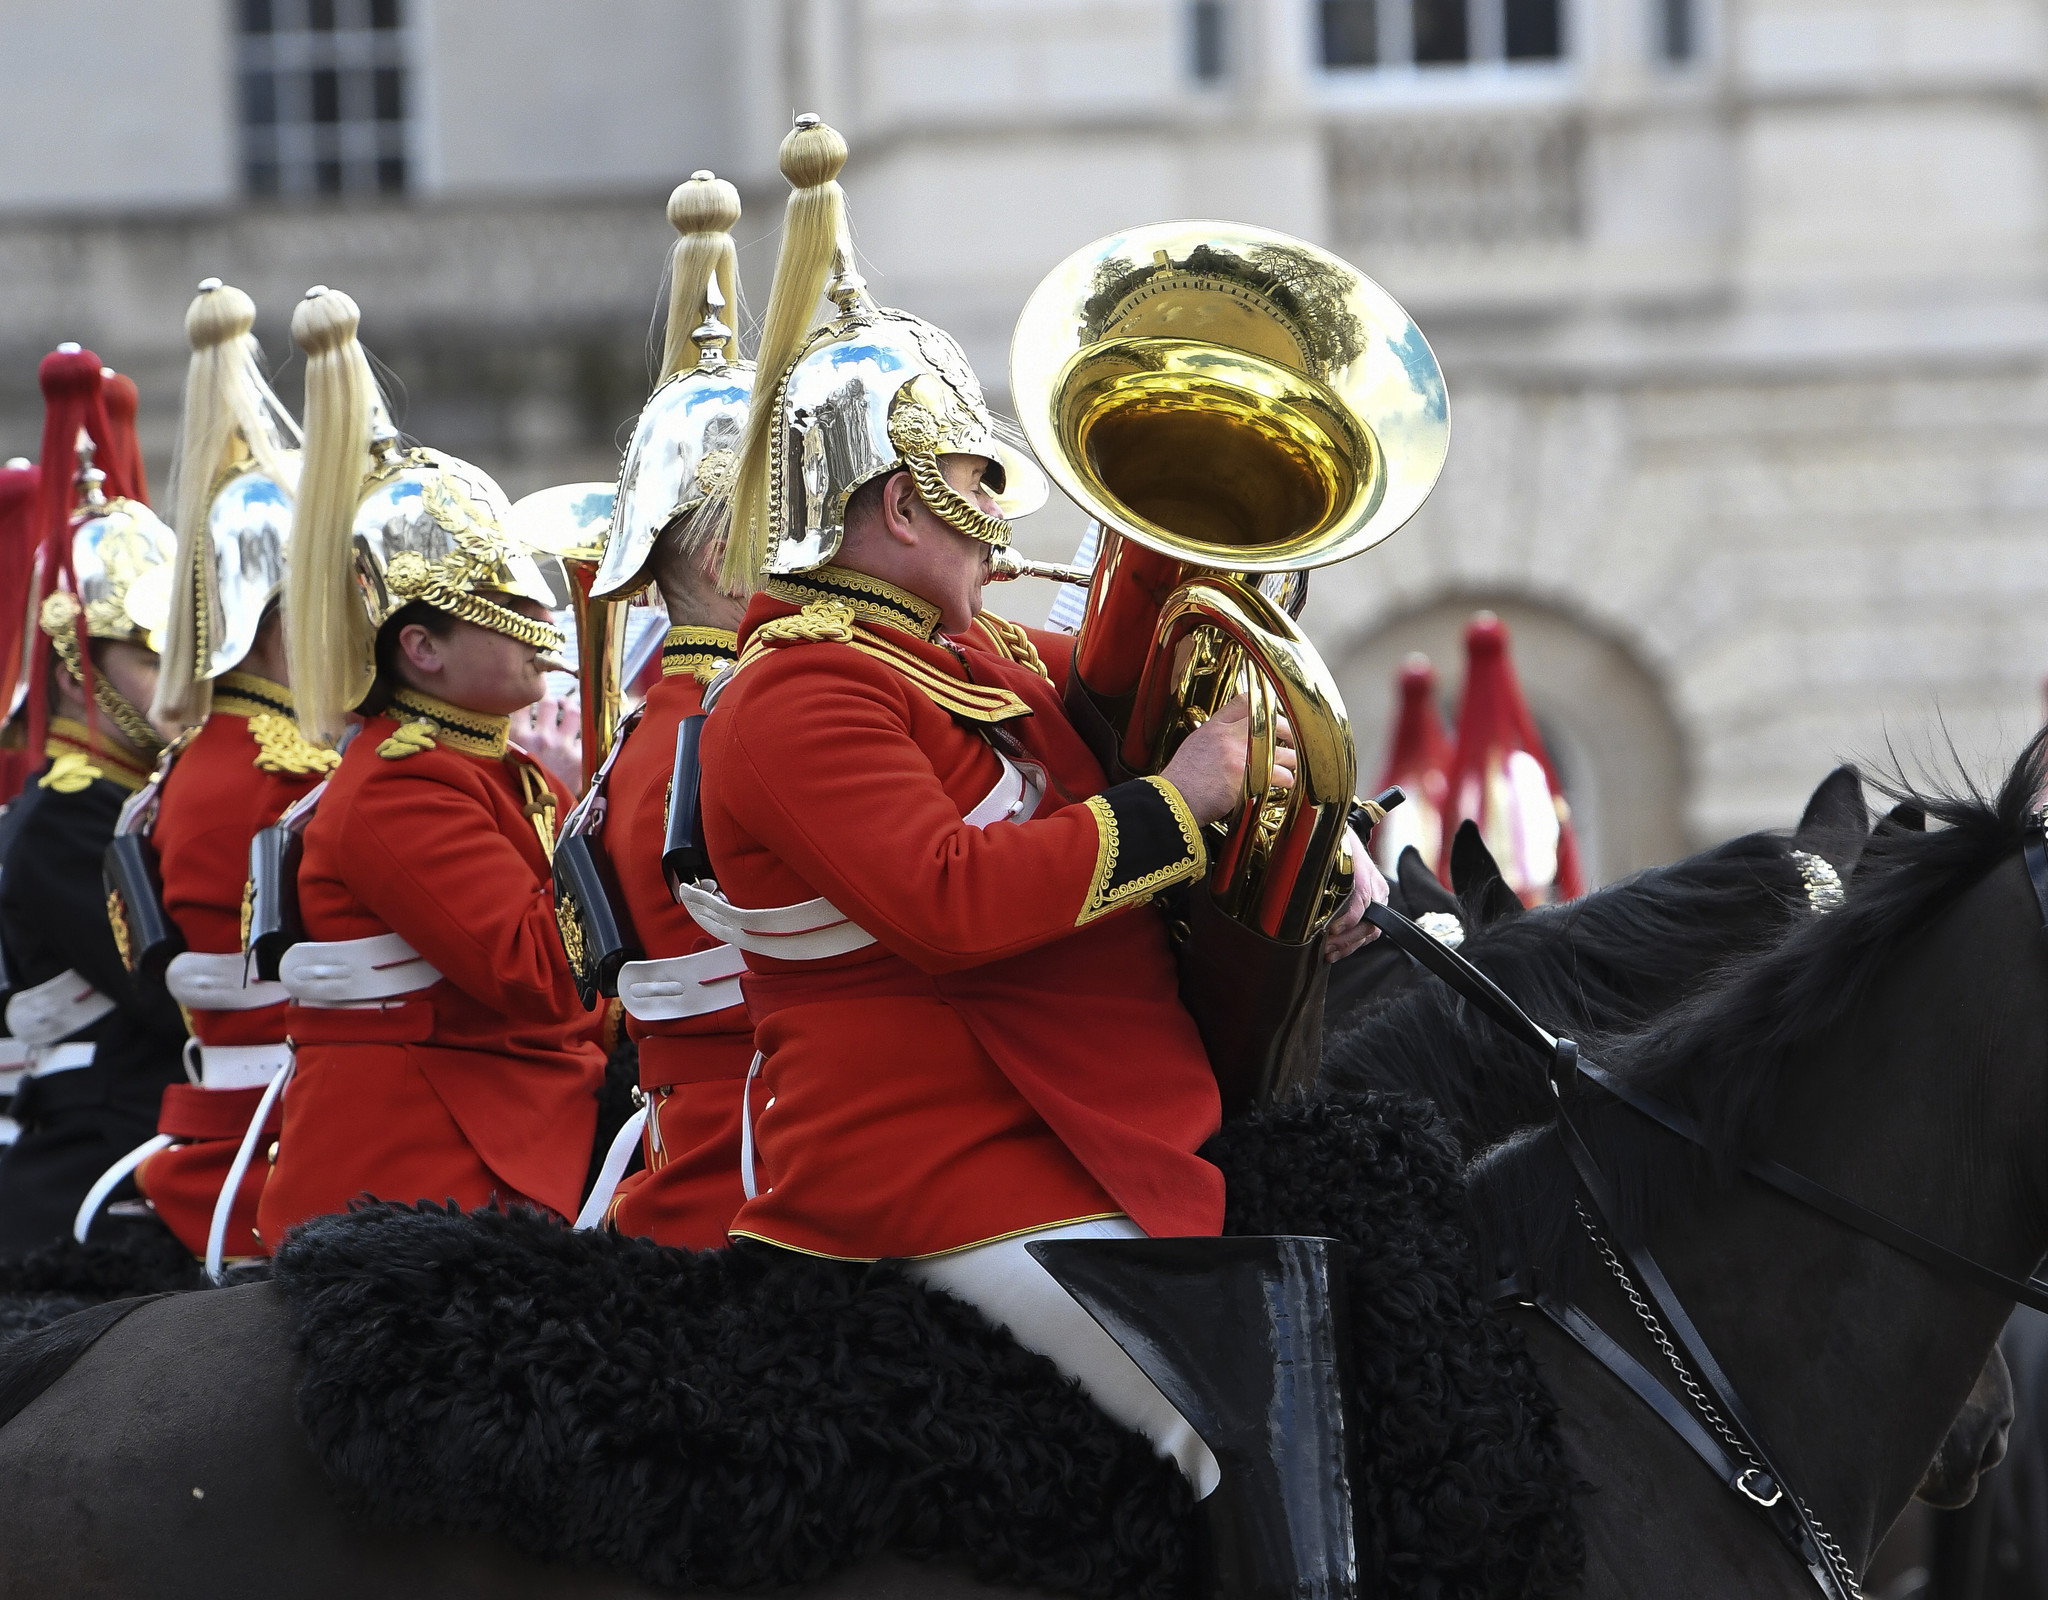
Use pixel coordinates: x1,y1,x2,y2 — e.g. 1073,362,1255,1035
1009,221,1449,1107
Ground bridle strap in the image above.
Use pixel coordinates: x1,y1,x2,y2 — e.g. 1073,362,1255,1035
1364,886,2048,1599
1541,1037,1850,1598
2022,809,2048,931
1364,900,2048,1313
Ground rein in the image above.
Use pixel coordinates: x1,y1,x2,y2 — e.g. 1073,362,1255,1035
1365,831,2048,1599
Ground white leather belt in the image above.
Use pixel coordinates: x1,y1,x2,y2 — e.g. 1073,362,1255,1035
280,931,443,1008
0,1065,23,1097
671,885,876,961
618,943,748,1022
962,753,1045,829
166,950,290,1013
0,1038,27,1072
5,969,115,1046
27,1042,96,1075
188,1040,295,1092
676,753,1046,966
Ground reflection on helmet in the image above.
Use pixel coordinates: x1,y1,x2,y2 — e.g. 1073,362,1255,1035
598,363,753,600
351,448,564,652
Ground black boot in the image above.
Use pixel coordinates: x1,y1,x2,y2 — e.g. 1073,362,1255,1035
1028,1234,1358,1600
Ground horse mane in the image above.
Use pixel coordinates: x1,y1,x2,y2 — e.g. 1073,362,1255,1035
1321,830,1814,1152
1469,727,2048,1287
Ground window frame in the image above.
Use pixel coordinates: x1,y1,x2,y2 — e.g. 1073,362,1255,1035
238,0,413,201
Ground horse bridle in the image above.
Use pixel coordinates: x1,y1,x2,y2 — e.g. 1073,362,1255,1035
1365,817,2048,1600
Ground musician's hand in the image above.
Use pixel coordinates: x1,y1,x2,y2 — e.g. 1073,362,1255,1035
513,693,583,793
1324,830,1388,961
1158,694,1297,826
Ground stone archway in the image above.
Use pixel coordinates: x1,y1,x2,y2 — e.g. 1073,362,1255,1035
1330,593,1688,888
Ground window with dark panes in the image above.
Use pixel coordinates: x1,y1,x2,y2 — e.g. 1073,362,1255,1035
1189,0,1229,81
1319,0,1563,69
239,0,409,198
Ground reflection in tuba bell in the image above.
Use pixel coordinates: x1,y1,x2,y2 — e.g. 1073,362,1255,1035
1010,221,1450,1108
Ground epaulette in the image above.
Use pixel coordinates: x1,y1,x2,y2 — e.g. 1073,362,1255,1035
40,751,101,794
971,613,1051,684
249,712,342,776
735,601,1034,725
377,720,438,760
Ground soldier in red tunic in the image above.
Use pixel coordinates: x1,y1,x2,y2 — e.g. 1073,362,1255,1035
252,286,604,1245
575,172,755,1248
100,279,330,1267
689,118,1381,1573
0,349,184,1257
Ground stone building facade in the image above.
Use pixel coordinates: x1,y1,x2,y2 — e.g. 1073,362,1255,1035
0,0,2039,881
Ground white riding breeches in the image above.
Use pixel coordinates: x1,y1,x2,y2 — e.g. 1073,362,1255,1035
903,1217,1222,1499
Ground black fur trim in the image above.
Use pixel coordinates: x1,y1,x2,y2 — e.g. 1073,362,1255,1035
274,1092,1580,1600
0,1222,205,1299
275,1205,1195,1597
1206,1094,1585,1600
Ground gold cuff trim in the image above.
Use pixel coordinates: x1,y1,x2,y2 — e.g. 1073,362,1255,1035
765,565,943,641
1077,776,1206,926
661,625,738,686
970,613,1051,684
385,689,511,760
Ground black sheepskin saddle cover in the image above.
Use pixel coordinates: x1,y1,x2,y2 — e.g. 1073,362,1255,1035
273,1092,1582,1600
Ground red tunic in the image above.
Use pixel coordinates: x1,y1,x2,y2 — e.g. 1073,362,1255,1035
603,626,755,1250
255,687,604,1243
134,673,331,1258
698,565,1223,1262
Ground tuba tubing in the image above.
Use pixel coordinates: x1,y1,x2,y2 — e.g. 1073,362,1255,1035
1126,578,1356,943
564,555,626,790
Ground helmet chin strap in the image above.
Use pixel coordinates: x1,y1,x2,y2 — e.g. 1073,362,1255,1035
905,452,1011,549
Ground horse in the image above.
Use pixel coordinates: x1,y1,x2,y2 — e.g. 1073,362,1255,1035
1460,729,2048,1596
0,753,2017,1599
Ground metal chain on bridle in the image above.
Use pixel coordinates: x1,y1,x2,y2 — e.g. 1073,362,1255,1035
1576,1205,1865,1599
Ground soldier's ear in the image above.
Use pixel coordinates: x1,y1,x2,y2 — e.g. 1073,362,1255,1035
877,469,924,548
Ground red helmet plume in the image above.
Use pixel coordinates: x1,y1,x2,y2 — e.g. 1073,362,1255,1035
1443,612,1584,904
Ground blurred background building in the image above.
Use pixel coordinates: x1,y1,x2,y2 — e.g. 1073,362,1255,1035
0,0,2041,881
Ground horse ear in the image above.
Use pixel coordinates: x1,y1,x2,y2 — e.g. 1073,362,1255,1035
1881,801,1926,833
1794,765,1870,874
1450,820,1524,925
1852,801,1928,880
1395,845,1464,926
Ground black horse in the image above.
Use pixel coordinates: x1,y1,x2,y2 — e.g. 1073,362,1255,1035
1463,731,2048,1596
0,753,2021,1599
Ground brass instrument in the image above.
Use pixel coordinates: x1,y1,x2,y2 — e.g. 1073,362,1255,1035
1010,222,1448,1104
506,482,626,787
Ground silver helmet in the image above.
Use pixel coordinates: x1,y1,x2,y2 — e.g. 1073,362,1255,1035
350,432,563,649
728,116,1046,590
597,169,756,601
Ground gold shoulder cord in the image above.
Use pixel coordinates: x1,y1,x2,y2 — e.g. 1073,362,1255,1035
972,613,1051,683
515,760,558,859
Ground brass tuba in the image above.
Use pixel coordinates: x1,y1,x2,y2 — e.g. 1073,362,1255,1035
1009,221,1449,1103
